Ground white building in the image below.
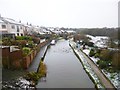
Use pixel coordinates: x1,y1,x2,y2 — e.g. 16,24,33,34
66,30,75,34
39,27,51,35
0,16,25,36
0,18,8,33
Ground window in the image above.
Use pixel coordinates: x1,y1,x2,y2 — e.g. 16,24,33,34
11,25,15,29
2,25,6,29
17,26,19,32
20,26,22,29
21,34,23,36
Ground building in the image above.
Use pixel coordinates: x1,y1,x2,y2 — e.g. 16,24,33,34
0,16,25,36
0,17,8,33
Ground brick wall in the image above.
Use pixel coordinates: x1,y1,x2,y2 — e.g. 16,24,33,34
2,40,49,69
10,50,22,69
1,47,22,69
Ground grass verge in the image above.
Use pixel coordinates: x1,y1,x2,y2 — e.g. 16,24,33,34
24,61,47,85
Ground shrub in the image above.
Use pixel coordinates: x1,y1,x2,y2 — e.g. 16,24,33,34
38,61,47,76
22,47,31,56
16,36,24,40
112,52,120,68
24,36,32,41
96,48,101,53
11,40,19,45
25,72,41,83
18,40,27,48
97,60,107,69
2,37,12,46
100,49,111,61
16,36,32,41
33,37,40,44
25,61,47,84
94,53,100,58
89,49,95,57
27,41,34,48
86,42,94,47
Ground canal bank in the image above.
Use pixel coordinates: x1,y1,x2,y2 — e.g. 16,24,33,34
28,43,50,72
36,39,95,88
69,40,115,89
2,43,50,89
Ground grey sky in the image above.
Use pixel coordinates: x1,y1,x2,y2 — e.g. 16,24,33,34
118,1,120,27
0,0,119,28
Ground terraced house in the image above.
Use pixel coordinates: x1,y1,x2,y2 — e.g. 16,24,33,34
0,15,25,37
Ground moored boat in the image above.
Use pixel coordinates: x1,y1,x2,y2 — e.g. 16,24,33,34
50,40,55,45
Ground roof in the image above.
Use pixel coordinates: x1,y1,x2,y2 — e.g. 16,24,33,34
3,17,22,25
24,24,31,28
0,18,4,23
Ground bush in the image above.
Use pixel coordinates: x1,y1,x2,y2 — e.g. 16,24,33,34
11,40,19,45
89,49,95,57
86,42,94,47
94,53,100,58
2,37,12,46
96,48,101,53
97,60,107,69
25,61,47,84
100,49,111,61
16,36,24,40
112,52,120,68
16,36,32,41
25,72,41,83
38,61,47,76
18,40,27,48
22,47,31,56
24,36,32,41
33,37,40,44
27,41,34,48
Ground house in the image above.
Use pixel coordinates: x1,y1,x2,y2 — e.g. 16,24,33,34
24,24,33,35
0,17,8,33
0,16,25,36
39,27,51,35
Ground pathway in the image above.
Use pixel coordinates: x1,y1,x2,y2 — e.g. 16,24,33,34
27,45,48,72
72,43,115,89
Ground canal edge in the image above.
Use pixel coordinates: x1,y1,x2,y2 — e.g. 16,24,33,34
69,42,105,90
36,44,50,73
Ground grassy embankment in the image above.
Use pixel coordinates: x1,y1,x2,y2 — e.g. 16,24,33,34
25,60,47,85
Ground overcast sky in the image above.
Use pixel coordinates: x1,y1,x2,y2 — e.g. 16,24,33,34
0,0,119,28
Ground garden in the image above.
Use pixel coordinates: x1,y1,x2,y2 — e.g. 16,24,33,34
78,34,120,88
2,36,40,56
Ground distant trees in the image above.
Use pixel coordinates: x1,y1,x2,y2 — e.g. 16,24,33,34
79,28,120,48
73,34,88,42
79,28,117,37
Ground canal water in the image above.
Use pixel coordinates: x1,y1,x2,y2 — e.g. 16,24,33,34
36,39,95,88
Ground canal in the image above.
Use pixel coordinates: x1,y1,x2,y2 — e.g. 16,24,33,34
36,39,95,88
